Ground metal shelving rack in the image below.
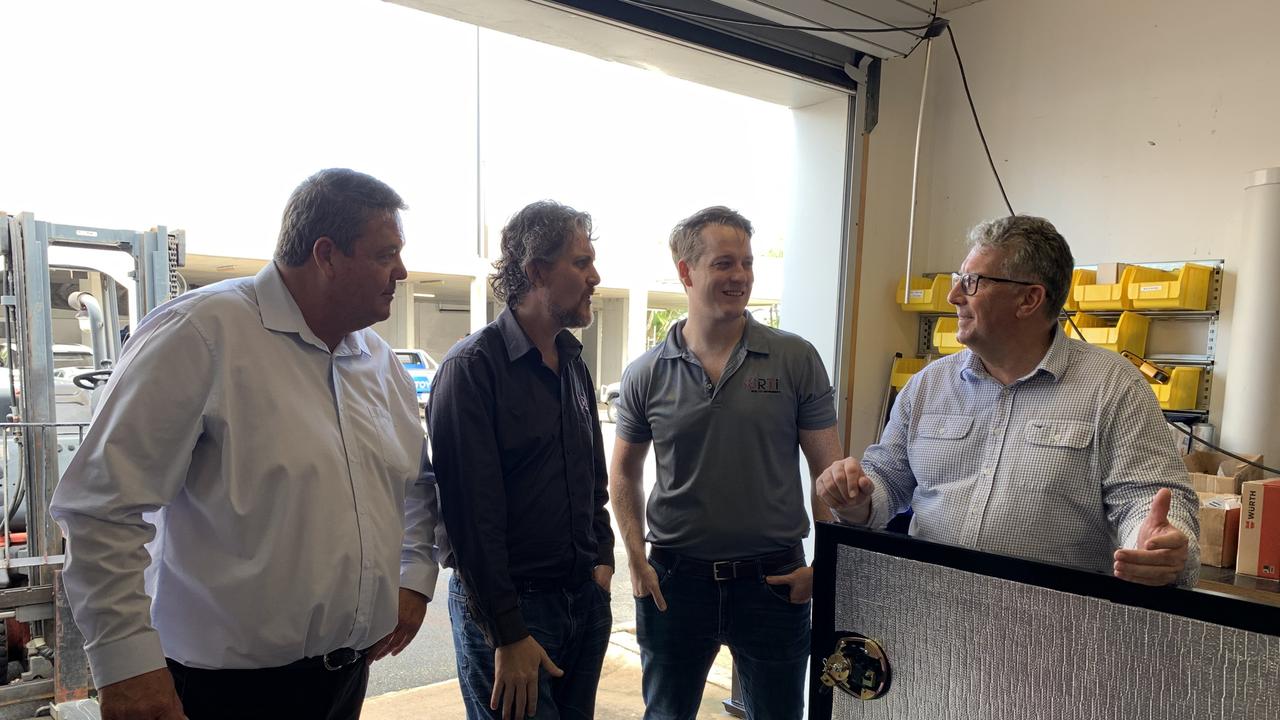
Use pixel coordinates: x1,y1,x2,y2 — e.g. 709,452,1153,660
910,261,1223,419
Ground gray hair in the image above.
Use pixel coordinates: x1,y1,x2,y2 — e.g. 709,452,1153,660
968,215,1074,319
490,200,593,308
669,206,754,266
275,168,406,267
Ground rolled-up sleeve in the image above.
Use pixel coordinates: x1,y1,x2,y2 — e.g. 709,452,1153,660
50,311,213,688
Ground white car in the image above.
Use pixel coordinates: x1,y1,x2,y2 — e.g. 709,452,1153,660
602,382,621,424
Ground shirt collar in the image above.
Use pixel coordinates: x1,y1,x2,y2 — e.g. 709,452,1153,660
959,324,1069,384
496,307,583,364
253,262,369,357
658,311,770,359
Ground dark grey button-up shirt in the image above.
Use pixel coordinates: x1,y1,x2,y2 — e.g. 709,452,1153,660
615,314,836,559
428,309,614,646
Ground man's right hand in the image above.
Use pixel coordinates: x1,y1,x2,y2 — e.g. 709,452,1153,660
492,635,562,720
816,457,875,524
99,667,186,720
629,558,667,612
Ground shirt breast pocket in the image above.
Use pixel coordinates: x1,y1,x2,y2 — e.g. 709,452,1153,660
916,413,975,441
1022,419,1094,451
369,405,415,482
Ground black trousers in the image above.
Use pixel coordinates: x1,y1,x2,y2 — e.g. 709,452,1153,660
166,656,368,720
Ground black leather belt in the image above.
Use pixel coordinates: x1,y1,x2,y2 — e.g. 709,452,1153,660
650,545,805,581
286,647,364,672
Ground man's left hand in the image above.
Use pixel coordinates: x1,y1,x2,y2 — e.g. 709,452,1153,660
593,564,614,593
764,566,813,603
1113,488,1189,587
368,588,429,663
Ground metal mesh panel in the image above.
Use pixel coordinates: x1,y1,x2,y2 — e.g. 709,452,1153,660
830,546,1280,719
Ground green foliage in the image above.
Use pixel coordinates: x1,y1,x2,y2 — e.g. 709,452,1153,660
647,308,685,348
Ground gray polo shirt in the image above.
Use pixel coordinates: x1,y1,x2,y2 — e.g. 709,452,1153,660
615,314,837,560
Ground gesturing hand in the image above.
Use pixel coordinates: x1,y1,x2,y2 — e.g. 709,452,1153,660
1113,488,1189,586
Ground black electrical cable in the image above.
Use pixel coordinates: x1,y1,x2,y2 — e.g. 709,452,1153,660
619,0,936,34
1168,422,1280,475
945,25,1014,217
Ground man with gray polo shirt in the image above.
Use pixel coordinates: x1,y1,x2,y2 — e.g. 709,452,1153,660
610,206,844,720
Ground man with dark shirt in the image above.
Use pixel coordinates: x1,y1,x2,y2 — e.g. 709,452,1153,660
428,200,614,720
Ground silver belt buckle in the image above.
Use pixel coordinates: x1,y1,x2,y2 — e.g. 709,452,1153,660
713,560,735,581
322,647,359,671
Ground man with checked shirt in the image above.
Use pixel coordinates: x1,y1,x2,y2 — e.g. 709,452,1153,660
819,215,1199,587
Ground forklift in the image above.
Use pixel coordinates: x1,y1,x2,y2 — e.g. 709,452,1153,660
0,212,183,719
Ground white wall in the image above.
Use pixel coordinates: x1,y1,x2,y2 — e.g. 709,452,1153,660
785,94,850,567
784,96,849,378
851,0,1280,450
415,303,472,360
597,297,626,389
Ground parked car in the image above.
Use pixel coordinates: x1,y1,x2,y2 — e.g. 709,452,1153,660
602,381,620,423
395,349,439,410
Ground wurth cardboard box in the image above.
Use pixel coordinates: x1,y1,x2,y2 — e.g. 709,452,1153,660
1236,478,1280,579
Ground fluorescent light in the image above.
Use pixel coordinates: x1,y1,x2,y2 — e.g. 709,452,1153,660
413,292,436,299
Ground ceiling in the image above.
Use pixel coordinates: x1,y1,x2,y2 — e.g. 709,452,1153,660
391,1,987,107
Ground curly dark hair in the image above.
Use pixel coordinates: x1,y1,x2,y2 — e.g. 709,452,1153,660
490,200,593,308
274,168,406,267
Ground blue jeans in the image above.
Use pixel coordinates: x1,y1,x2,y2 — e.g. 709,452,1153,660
448,573,612,720
636,555,810,720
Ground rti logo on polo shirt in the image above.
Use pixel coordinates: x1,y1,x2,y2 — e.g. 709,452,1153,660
745,376,781,394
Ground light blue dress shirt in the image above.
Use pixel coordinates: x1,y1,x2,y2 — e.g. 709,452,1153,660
51,263,441,687
859,327,1199,585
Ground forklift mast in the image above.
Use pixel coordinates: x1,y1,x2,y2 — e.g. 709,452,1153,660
0,212,184,718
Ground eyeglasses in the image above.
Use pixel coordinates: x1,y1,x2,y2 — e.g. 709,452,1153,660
950,272,1040,296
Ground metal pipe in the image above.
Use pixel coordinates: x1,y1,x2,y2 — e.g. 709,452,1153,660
67,291,108,369
904,38,934,303
102,276,122,360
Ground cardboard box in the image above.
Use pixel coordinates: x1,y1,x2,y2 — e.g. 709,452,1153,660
1196,492,1241,568
1236,478,1280,579
1096,262,1130,285
1183,451,1263,495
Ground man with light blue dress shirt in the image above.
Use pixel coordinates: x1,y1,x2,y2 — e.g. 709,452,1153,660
817,215,1200,588
50,168,442,719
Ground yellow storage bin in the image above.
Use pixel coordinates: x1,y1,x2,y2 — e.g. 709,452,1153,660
890,356,930,390
1147,366,1202,411
1063,311,1150,356
932,317,964,355
1073,265,1168,310
896,275,954,313
1062,268,1095,312
1126,263,1213,310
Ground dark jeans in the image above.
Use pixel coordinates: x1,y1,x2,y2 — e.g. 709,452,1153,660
166,654,368,720
449,573,613,720
636,555,810,720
